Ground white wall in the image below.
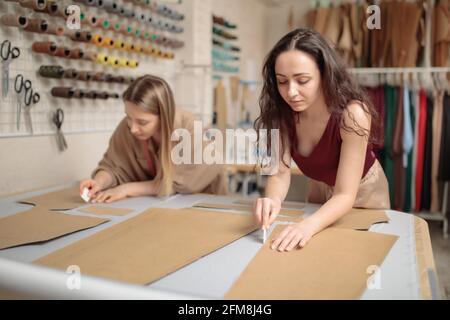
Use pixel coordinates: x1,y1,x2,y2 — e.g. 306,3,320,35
0,132,110,196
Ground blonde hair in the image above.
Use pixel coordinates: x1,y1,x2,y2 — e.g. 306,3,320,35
123,75,175,196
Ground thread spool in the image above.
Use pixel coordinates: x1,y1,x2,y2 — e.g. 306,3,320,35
73,89,85,99
138,12,147,23
123,8,135,18
34,0,58,14
141,31,151,40
110,21,122,32
97,91,109,99
76,71,93,81
46,24,65,36
106,56,119,67
54,46,71,58
117,58,128,67
102,37,114,48
82,51,96,61
67,30,92,42
103,73,114,82
124,76,134,84
128,59,138,68
63,69,78,79
19,0,47,10
117,6,126,16
123,25,134,36
39,65,64,79
55,5,70,18
87,13,99,27
98,17,110,29
92,34,103,46
69,48,84,59
103,0,119,13
133,44,143,54
23,18,48,33
84,90,98,99
111,75,124,83
96,53,108,64
51,87,75,98
0,14,29,29
114,40,125,50
92,72,106,82
32,41,57,55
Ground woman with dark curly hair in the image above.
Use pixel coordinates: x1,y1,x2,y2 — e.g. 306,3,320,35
253,28,390,251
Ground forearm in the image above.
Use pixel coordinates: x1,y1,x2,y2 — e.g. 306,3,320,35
305,193,354,234
93,170,114,190
264,172,291,203
125,180,159,197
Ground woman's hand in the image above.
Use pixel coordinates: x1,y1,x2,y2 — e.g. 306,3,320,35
79,179,102,200
270,220,318,252
254,197,282,230
91,184,130,204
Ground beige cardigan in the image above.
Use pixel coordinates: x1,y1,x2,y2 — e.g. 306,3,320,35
92,109,228,195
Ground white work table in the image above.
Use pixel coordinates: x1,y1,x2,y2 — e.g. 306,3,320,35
0,184,440,300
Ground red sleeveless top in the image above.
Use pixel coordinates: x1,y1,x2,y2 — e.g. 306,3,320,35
290,114,376,187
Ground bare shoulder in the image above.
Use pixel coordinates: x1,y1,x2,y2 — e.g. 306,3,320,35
341,101,371,132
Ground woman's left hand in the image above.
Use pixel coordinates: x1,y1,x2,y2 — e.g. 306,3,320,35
92,185,130,204
270,220,318,252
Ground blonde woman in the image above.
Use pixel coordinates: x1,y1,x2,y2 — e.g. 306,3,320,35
80,75,227,203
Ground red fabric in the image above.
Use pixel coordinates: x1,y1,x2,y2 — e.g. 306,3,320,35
415,90,427,211
290,114,376,186
141,140,156,178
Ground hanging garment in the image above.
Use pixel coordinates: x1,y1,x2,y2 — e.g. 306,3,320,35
421,95,434,210
403,87,415,212
415,90,427,211
433,0,450,66
366,86,385,158
403,86,414,167
393,87,405,210
438,93,450,181
411,90,420,211
383,85,397,205
431,91,445,212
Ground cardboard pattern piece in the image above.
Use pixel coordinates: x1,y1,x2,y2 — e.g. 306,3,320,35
234,199,306,210
193,202,303,217
225,226,398,300
79,206,134,216
35,208,259,285
19,186,85,211
0,208,109,250
331,209,389,230
275,209,390,230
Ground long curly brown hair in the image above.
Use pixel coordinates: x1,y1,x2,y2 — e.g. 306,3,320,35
254,28,381,164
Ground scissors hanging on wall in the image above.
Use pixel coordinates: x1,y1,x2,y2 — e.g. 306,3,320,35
1,39,21,98
52,108,68,152
14,74,40,133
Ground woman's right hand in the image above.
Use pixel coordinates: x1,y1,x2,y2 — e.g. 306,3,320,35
254,197,282,230
79,179,102,201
